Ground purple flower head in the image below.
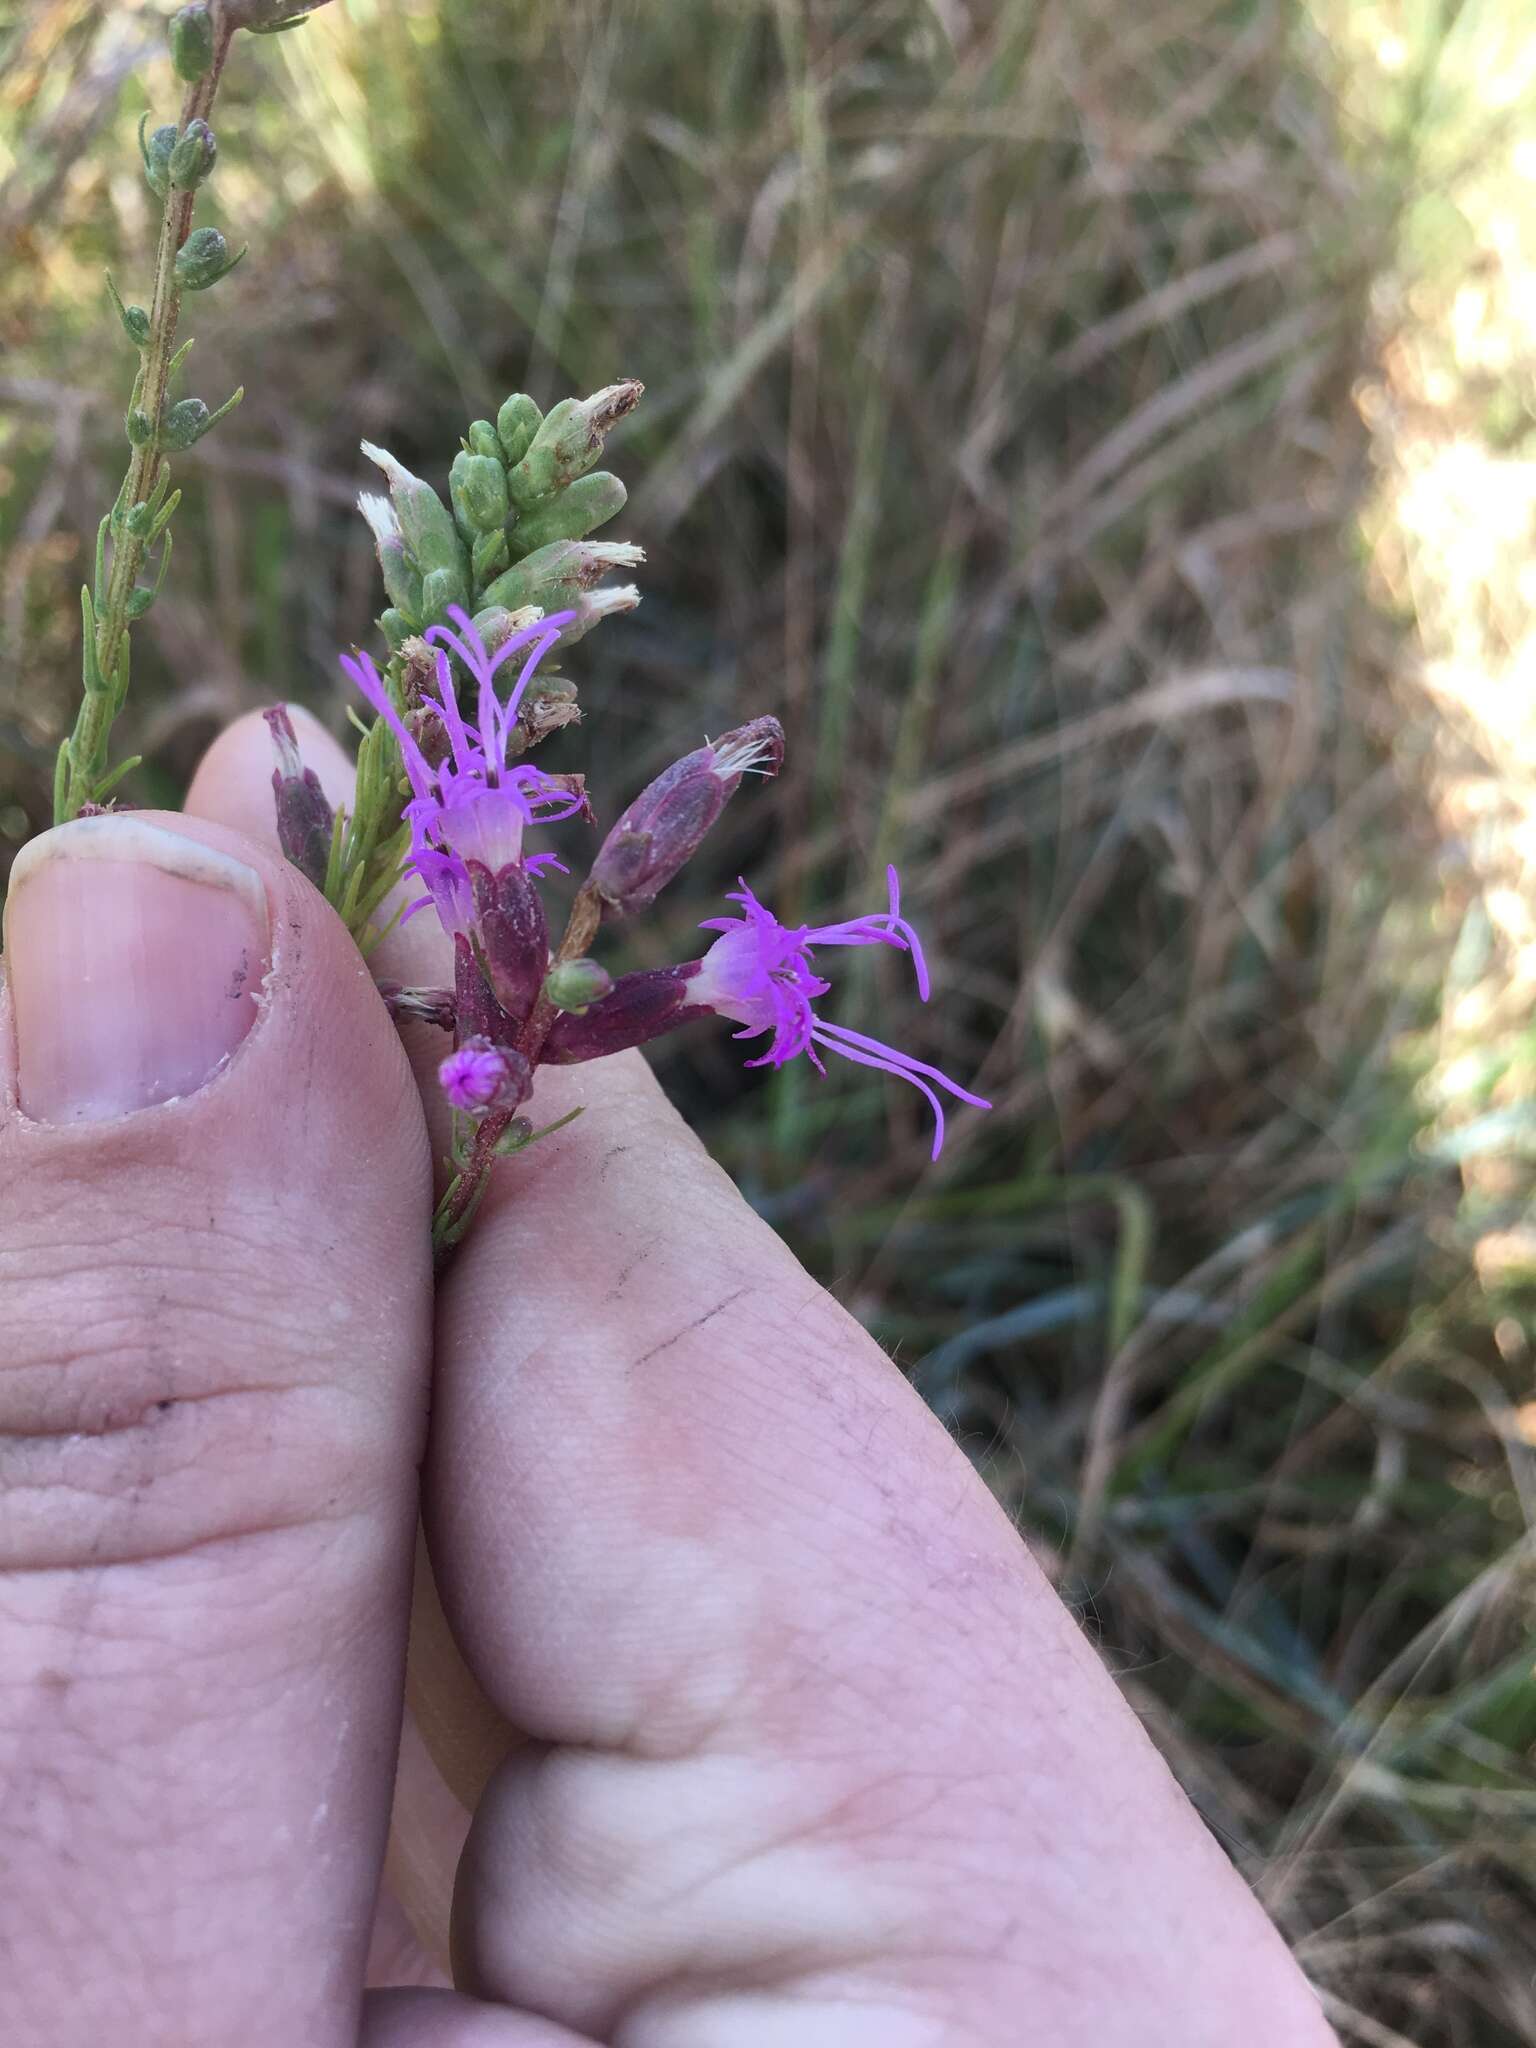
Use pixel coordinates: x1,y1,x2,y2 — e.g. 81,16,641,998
689,867,990,1159
340,606,585,935
438,1035,529,1114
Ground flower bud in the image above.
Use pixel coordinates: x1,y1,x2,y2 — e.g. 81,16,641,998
360,442,468,582
556,583,641,647
174,225,245,291
471,528,509,586
540,967,705,1065
168,118,217,191
438,1036,530,1116
505,381,643,509
467,419,503,461
125,586,156,621
141,120,178,199
168,4,216,80
358,493,424,619
496,392,542,467
380,608,412,650
420,563,471,620
471,861,550,1026
126,407,156,447
478,538,644,617
543,958,614,1015
507,471,629,557
590,716,784,916
264,704,335,891
123,500,154,537
449,449,511,538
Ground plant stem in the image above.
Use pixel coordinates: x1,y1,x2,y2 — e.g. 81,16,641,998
58,18,235,820
432,880,605,1259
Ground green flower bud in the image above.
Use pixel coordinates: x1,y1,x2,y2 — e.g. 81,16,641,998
125,586,157,621
174,225,246,292
449,449,510,538
168,3,216,80
479,538,644,617
124,500,154,537
471,527,509,587
420,564,470,621
495,393,542,468
142,121,179,199
168,119,217,192
380,608,413,650
507,472,628,557
358,494,424,618
467,419,503,461
543,958,614,1015
505,381,642,510
360,442,468,582
126,407,156,447
161,398,210,449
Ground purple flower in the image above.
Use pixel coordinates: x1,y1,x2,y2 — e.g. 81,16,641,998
541,866,993,1159
689,868,990,1158
438,1035,528,1114
340,606,586,935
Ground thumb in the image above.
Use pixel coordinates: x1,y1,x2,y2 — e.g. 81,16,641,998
0,811,432,2045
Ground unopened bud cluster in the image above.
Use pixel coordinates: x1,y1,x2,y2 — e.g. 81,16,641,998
359,379,645,668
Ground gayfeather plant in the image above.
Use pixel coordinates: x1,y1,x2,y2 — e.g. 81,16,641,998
49,0,993,1261
285,570,993,1246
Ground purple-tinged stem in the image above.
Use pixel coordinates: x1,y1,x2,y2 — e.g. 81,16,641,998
433,879,605,1259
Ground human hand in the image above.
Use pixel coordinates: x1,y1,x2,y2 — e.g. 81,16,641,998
0,711,1337,2047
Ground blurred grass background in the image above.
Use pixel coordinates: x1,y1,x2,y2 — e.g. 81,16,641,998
4,1,1536,2038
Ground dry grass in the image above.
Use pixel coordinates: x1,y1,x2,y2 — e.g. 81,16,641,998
4,2,1535,2039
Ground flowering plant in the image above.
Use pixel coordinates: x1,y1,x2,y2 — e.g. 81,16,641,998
54,0,991,1259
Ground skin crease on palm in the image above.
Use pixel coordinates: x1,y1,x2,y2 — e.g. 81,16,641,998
0,703,1341,2048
